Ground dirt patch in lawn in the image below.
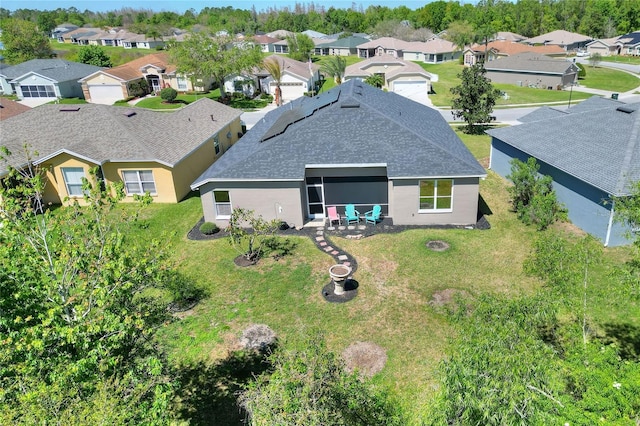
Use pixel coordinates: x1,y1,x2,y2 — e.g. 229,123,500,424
429,288,472,312
426,240,450,251
343,341,387,377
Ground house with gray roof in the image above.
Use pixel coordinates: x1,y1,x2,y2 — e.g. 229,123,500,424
523,30,592,51
0,98,243,205
616,31,640,56
191,79,486,228
314,36,370,56
484,52,579,89
0,59,103,102
488,96,640,246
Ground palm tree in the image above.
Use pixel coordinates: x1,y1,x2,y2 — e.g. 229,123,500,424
320,56,347,85
263,56,284,106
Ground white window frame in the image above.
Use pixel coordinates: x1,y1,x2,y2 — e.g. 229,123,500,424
213,190,232,219
61,167,86,197
122,170,157,196
177,77,188,90
418,179,454,213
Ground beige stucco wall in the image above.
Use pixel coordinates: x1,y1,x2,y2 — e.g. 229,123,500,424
390,177,480,225
199,180,305,228
42,153,98,206
102,161,176,203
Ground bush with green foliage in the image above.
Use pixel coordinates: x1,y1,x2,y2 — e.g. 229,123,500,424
128,79,150,98
241,331,404,426
226,208,281,261
576,62,586,79
199,221,219,235
160,87,178,102
507,157,566,230
76,44,112,67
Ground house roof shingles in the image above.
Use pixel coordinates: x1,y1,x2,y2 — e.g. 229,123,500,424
1,59,103,82
95,52,175,82
192,79,485,188
0,98,31,120
0,98,242,175
488,97,640,196
470,40,566,56
524,30,592,46
344,55,431,80
484,52,577,75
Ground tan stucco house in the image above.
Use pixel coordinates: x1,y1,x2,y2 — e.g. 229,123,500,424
484,52,579,89
79,52,211,105
191,80,486,228
344,55,434,105
0,99,242,205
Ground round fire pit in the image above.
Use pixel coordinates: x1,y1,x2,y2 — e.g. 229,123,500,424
329,264,352,295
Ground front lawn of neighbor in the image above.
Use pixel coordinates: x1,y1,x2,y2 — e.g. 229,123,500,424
132,90,272,110
115,130,638,425
579,65,640,92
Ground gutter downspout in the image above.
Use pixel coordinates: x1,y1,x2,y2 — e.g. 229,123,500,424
604,200,614,247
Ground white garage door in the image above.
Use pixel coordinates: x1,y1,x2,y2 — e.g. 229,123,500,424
88,84,123,105
393,81,430,105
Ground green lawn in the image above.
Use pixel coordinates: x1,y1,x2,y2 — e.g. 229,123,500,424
132,90,272,110
579,65,640,92
595,55,640,65
116,130,638,424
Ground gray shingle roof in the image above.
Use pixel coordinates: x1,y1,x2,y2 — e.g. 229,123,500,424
484,52,577,75
1,59,103,82
0,98,242,175
315,36,370,49
487,98,640,196
192,79,485,188
517,106,568,123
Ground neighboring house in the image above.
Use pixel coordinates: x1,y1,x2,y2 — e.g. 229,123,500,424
251,34,280,53
0,98,243,205
272,39,289,54
1,59,103,101
523,30,592,51
356,37,416,58
257,55,321,103
488,96,639,246
314,36,370,56
463,40,566,66
79,52,210,105
586,37,620,56
493,31,526,42
615,31,640,56
302,29,327,39
0,98,31,120
266,29,293,39
415,38,459,63
484,52,579,88
191,79,486,228
344,55,433,105
0,63,13,95
51,22,79,39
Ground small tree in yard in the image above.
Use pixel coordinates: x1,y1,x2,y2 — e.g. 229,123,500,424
160,87,178,103
507,157,566,230
227,208,281,262
612,180,640,297
588,52,602,68
450,63,501,134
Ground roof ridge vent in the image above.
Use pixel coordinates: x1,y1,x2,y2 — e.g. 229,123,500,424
616,105,636,114
59,106,80,112
340,101,360,108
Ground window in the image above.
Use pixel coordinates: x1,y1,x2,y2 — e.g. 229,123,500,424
21,84,56,98
419,179,453,212
177,77,187,90
213,191,231,218
122,170,156,195
214,135,220,155
62,167,85,197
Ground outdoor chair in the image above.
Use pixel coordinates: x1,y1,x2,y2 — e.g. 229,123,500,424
364,205,382,225
344,204,360,224
327,206,341,226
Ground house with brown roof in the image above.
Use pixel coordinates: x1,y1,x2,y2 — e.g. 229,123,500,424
357,37,459,63
0,98,243,205
251,34,280,53
463,40,566,66
484,52,579,89
344,55,433,105
79,52,211,105
356,37,416,59
523,30,592,52
0,98,30,121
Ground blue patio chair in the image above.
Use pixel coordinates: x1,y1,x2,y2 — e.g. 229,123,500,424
364,205,382,225
344,204,360,224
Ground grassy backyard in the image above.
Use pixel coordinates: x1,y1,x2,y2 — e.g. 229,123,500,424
578,64,640,92
117,131,638,424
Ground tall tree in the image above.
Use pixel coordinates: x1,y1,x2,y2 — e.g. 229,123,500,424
263,56,284,106
320,55,346,84
286,32,315,62
0,19,53,64
76,44,112,67
444,20,475,51
450,63,501,134
167,32,262,101
0,148,175,423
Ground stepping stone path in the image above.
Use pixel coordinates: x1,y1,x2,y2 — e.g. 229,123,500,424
312,227,358,275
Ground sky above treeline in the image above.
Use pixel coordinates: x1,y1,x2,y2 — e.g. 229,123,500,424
1,0,482,13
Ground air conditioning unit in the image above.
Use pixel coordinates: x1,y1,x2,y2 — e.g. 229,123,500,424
516,80,523,87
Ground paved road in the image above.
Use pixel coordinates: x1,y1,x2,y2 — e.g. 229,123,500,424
574,57,640,74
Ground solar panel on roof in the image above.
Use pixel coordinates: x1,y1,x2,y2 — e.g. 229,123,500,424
260,89,341,142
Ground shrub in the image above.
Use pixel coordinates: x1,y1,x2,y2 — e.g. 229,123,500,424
260,93,273,101
160,87,178,103
576,63,586,79
199,221,219,235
